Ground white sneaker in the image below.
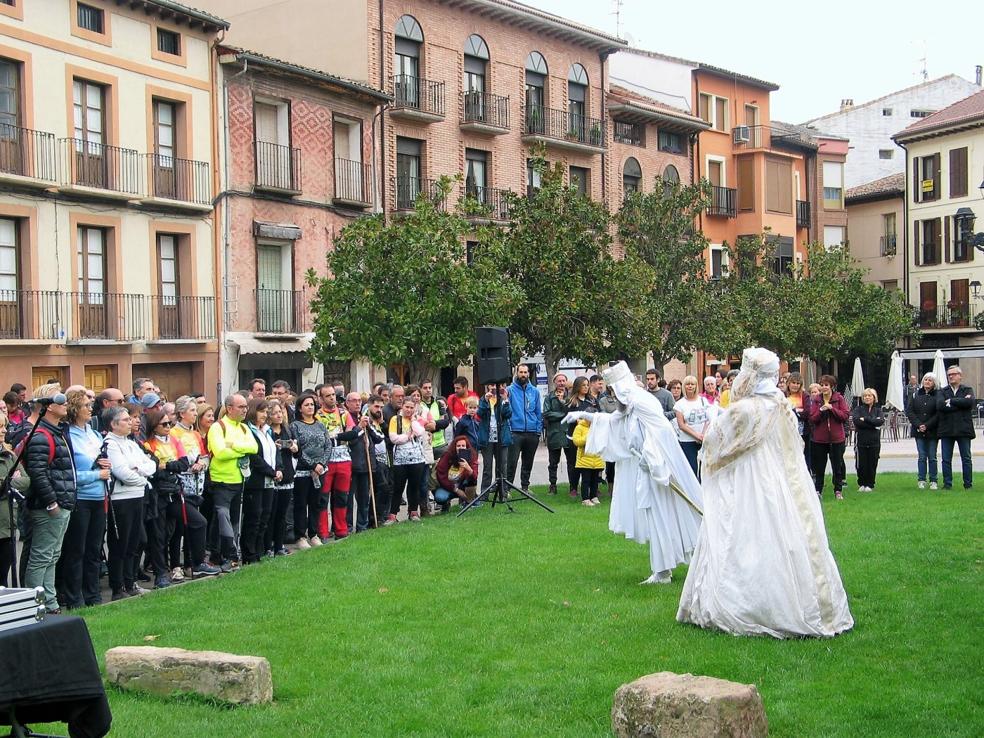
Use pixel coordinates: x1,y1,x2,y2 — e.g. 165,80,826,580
170,567,185,582
310,535,323,547
929,482,938,490
295,537,311,550
917,481,926,490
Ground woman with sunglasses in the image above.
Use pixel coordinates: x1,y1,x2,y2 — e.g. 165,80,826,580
143,408,189,589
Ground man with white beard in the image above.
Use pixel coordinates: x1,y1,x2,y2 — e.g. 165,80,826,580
564,361,703,584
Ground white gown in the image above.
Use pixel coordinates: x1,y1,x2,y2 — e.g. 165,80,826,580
676,393,854,638
586,390,703,576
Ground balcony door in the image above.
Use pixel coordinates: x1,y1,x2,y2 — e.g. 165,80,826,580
153,100,178,200
157,234,180,338
465,149,487,203
567,64,588,142
393,16,422,109
77,226,107,338
255,100,292,190
0,218,20,338
396,137,422,208
0,59,23,177
256,242,293,333
73,79,106,188
525,52,547,134
463,34,489,123
333,118,364,202
950,279,969,327
919,282,937,326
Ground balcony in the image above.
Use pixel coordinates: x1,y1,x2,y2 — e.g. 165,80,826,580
522,105,606,154
255,289,309,334
460,91,509,135
0,124,56,186
0,290,215,342
390,175,446,211
58,139,141,200
918,303,978,330
143,153,211,210
880,234,898,257
796,200,810,229
255,140,302,194
333,158,373,208
461,183,511,221
612,120,644,147
707,186,736,218
390,75,445,123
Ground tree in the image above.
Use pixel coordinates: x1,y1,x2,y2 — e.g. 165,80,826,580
487,153,648,377
616,177,724,368
306,178,525,382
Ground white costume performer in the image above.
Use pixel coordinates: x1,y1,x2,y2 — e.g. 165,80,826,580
565,362,703,584
677,348,854,638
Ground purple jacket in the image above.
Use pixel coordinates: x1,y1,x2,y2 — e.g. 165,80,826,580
808,392,850,444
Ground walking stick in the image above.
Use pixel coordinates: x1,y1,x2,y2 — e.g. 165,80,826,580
365,429,378,528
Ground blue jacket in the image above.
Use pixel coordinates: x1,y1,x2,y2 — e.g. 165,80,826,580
454,415,480,451
69,424,108,502
507,381,542,434
477,397,512,448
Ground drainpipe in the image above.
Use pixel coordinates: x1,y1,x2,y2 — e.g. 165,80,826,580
378,0,386,213
600,49,609,213
897,139,910,342
209,33,227,402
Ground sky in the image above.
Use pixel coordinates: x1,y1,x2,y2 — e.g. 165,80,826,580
528,0,982,123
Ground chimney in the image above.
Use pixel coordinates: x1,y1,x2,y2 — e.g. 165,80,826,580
840,98,854,111
977,65,983,86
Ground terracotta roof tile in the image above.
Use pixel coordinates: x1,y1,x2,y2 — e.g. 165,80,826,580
845,172,905,202
894,88,984,139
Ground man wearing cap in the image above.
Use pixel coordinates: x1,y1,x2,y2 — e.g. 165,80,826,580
23,384,77,612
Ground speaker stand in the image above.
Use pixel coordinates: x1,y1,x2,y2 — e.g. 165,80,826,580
457,440,554,517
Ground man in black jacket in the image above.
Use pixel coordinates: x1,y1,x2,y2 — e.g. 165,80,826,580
24,388,76,611
937,365,976,490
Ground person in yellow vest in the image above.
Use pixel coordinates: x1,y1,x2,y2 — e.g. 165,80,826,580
206,394,258,570
718,369,740,409
572,417,604,507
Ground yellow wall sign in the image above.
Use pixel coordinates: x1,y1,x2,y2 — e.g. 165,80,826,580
921,179,934,192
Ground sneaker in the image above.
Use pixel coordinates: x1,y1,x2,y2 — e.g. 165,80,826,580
137,568,152,582
310,535,323,547
111,590,132,601
834,491,844,500
295,537,311,550
126,584,148,596
581,499,594,507
155,575,172,589
275,547,293,556
917,481,926,489
383,514,398,526
264,549,275,559
170,567,185,582
409,512,421,522
219,561,234,574
929,482,938,490
192,563,221,577
591,497,601,506
569,489,578,498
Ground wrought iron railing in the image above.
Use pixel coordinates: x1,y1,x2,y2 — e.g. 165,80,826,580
523,105,605,147
59,138,141,195
462,91,509,129
612,120,643,146
144,153,211,205
0,124,56,181
333,158,373,206
880,234,897,256
152,295,216,340
255,289,309,334
796,200,810,229
461,183,511,220
918,303,978,329
255,140,301,192
391,175,445,211
392,75,445,117
707,186,736,217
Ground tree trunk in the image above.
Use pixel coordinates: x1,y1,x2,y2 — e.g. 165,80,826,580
407,357,439,388
543,344,559,383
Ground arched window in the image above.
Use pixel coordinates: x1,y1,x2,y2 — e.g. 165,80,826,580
662,164,680,195
394,15,423,105
525,52,548,133
623,157,642,196
463,34,489,96
567,63,589,141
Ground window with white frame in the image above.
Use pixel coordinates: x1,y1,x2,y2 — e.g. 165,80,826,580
698,93,728,132
823,226,846,247
822,161,844,209
710,246,727,280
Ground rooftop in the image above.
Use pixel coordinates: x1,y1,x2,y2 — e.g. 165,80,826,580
893,88,984,141
618,47,780,92
805,74,976,124
845,172,906,204
608,85,709,132
123,0,229,31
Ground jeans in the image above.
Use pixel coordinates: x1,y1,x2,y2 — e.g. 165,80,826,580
811,441,846,493
914,436,938,482
507,431,539,490
107,497,143,593
56,498,106,607
680,441,700,480
348,471,371,532
25,507,71,610
547,445,578,490
940,437,973,488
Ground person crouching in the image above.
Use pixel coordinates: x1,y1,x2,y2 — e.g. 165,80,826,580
434,436,479,512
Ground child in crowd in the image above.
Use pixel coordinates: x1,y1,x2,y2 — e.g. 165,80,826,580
454,396,480,451
572,418,603,507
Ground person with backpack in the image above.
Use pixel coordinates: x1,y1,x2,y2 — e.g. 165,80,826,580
23,385,76,612
0,413,30,587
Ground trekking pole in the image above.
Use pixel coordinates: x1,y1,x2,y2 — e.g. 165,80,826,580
365,434,378,528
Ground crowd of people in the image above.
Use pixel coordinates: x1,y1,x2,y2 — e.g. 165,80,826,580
0,361,975,612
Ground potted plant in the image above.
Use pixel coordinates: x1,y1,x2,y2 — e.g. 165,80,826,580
589,123,602,146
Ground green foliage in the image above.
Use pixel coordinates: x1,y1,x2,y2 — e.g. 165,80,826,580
306,176,524,380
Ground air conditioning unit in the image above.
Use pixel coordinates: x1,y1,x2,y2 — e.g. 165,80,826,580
732,125,750,144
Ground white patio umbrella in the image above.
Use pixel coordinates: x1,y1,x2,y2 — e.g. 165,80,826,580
932,349,946,387
850,357,865,403
885,351,905,409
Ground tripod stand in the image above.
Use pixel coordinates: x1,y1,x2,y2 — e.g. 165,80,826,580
456,388,554,516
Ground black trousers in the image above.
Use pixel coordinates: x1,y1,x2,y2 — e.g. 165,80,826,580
507,431,539,490
267,486,292,551
481,443,506,491
811,441,846,493
292,475,320,540
547,445,578,490
580,468,601,501
56,499,106,608
604,461,616,487
390,463,426,516
107,497,143,593
856,444,881,489
168,499,207,568
144,496,172,577
347,471,372,532
0,536,11,588
240,486,273,563
368,464,392,528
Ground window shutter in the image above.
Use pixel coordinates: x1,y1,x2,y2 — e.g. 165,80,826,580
943,217,950,262
949,148,968,198
912,158,919,202
913,219,920,266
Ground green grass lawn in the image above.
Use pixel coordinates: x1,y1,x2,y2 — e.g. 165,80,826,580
66,473,982,737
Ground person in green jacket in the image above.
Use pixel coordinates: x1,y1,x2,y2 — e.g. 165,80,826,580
542,373,576,496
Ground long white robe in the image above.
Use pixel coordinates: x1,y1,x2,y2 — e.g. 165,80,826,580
676,393,854,638
586,389,703,576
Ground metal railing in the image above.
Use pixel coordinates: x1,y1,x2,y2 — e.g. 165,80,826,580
392,75,445,117
255,140,301,192
880,234,897,256
333,158,373,206
612,120,643,146
707,186,736,217
144,153,210,205
391,175,445,211
0,124,56,181
918,303,978,329
462,91,509,129
461,183,511,220
523,105,605,147
796,200,810,229
255,289,309,334
0,290,214,341
59,138,141,195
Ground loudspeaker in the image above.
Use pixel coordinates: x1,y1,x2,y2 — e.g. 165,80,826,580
475,327,512,386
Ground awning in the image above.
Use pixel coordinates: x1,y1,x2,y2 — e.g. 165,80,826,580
233,335,312,355
897,346,984,360
253,221,302,240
